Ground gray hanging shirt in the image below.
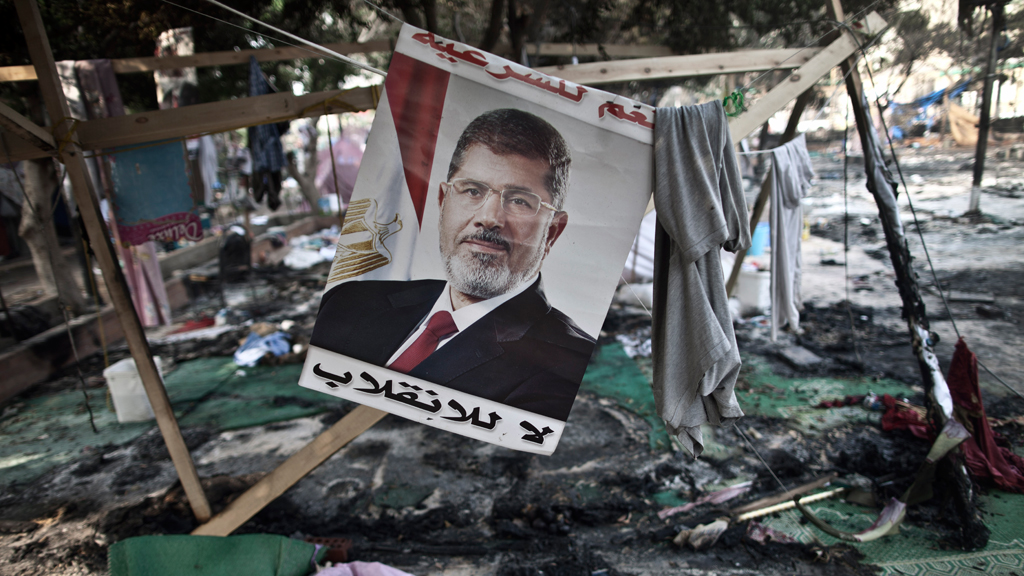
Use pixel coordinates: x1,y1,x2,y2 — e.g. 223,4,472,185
652,101,751,457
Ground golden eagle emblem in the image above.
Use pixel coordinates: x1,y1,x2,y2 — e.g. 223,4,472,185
327,198,403,283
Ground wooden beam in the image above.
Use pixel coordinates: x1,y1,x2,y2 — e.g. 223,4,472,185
14,0,211,523
0,85,380,163
523,42,672,59
0,40,391,82
729,12,886,142
192,405,387,536
536,47,822,86
644,12,884,216
0,100,55,154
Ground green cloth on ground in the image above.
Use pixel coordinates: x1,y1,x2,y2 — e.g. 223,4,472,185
761,490,1024,576
580,343,672,451
108,534,324,576
0,357,343,487
735,354,916,435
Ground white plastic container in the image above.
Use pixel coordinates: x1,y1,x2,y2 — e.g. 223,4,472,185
736,269,771,315
103,356,164,423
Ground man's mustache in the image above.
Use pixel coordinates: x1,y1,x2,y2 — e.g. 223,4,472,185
459,229,511,252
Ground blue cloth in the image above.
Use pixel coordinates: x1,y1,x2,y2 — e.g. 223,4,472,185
247,56,287,172
234,331,292,367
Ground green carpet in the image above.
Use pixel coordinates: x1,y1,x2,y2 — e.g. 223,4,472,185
580,343,672,451
735,353,917,435
760,490,1024,576
0,358,342,487
108,534,324,576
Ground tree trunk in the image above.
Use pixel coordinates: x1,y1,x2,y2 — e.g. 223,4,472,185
19,158,86,315
285,121,321,212
479,0,505,52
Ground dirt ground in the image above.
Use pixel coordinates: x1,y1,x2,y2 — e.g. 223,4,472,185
2,144,1023,575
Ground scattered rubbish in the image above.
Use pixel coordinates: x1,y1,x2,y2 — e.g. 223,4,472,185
683,518,730,550
283,227,340,270
730,475,836,518
233,330,292,367
975,304,1005,319
778,345,824,369
746,521,798,544
169,317,216,334
317,561,415,576
948,291,995,303
816,395,865,409
738,487,846,522
103,356,165,423
796,418,971,542
659,481,752,519
881,394,929,439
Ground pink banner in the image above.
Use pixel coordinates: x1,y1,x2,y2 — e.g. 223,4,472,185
117,212,203,246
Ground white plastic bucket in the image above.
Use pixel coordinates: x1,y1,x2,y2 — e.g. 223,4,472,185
736,270,771,315
102,356,164,423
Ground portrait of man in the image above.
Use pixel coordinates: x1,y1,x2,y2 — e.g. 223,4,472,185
310,108,596,421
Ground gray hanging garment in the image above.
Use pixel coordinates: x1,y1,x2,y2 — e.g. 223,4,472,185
769,134,815,341
652,101,751,457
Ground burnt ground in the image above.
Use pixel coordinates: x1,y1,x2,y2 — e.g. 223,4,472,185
2,147,1024,574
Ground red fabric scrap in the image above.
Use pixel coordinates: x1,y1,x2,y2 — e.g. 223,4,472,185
170,317,215,334
880,394,930,439
817,395,866,409
947,338,1024,493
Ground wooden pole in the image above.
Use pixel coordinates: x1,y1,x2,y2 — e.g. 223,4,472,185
192,405,386,536
13,0,211,522
825,0,989,549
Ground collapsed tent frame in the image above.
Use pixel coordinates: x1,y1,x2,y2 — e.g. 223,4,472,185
4,0,893,537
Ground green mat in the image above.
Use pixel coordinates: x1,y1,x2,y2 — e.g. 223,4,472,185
580,343,672,451
0,358,342,487
759,490,1024,576
736,353,917,435
108,534,324,576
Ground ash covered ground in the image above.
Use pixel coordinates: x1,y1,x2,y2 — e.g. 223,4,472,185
2,146,1024,575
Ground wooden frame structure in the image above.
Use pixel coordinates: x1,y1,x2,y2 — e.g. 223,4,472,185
3,0,885,536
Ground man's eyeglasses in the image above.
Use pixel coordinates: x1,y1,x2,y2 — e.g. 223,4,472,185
441,179,557,218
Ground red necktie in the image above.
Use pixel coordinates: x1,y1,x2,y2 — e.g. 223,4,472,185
388,311,459,373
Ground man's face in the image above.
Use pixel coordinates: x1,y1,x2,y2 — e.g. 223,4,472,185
438,144,568,302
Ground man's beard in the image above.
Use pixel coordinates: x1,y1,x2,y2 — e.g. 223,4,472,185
441,227,545,299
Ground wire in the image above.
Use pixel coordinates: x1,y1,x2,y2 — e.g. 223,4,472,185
857,42,1024,401
198,0,386,77
361,0,404,23
1,129,98,432
841,100,863,367
160,0,339,64
739,0,885,95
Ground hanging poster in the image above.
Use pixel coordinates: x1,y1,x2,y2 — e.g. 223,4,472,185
108,141,202,245
299,24,654,455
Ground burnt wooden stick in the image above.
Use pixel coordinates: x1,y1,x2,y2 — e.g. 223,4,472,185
826,0,988,549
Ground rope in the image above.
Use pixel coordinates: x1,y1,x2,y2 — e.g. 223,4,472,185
857,42,1024,400
842,100,863,366
324,110,345,228
199,0,386,77
50,116,81,158
361,0,404,23
1,130,97,432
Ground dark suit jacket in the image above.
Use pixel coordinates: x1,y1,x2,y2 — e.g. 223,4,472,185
309,277,596,421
